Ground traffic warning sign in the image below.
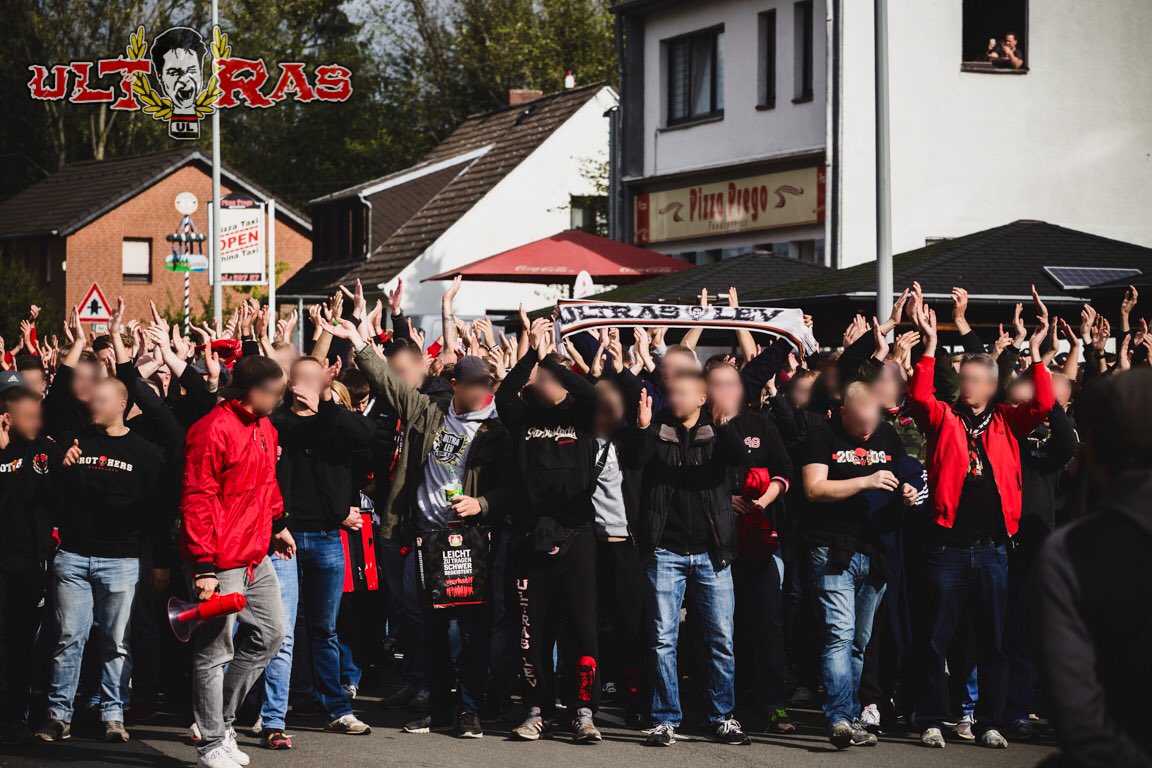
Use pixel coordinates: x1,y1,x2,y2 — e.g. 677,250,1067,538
77,283,112,323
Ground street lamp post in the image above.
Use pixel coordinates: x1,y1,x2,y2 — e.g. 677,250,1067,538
874,0,893,324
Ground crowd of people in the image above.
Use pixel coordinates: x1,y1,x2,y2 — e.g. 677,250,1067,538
0,275,1148,768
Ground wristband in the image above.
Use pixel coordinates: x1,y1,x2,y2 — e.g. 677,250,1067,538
193,573,217,581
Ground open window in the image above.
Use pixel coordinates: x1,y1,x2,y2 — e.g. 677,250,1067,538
665,27,725,126
962,0,1028,73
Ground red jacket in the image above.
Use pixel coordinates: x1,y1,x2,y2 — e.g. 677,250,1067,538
180,401,284,573
907,356,1054,537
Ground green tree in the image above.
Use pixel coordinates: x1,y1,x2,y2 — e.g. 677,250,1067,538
0,260,56,347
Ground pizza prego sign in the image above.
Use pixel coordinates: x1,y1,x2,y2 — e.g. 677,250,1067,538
635,166,825,245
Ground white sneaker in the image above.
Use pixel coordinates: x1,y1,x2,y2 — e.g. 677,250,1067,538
224,728,250,766
249,716,263,737
954,714,976,741
198,746,242,768
859,703,881,728
343,683,358,700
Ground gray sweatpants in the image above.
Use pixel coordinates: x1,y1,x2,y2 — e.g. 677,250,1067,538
190,556,285,755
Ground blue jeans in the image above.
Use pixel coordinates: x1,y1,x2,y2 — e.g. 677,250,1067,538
47,551,139,723
258,554,300,730
809,547,886,727
916,543,1009,735
295,531,352,720
645,549,735,727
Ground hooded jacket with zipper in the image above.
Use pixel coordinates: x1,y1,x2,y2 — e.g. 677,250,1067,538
624,408,744,569
0,435,71,569
907,355,1054,537
354,345,513,541
180,400,285,574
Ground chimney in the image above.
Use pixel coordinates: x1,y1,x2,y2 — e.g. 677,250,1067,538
564,70,576,89
508,88,543,106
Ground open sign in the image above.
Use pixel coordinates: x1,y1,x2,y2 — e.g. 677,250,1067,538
218,193,265,284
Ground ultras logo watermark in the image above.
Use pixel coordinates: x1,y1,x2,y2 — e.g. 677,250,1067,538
26,26,352,140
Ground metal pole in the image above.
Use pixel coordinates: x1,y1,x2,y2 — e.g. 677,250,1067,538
296,297,305,351
210,0,223,326
267,199,276,334
874,0,893,323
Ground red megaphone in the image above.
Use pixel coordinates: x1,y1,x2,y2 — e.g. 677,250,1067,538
167,592,247,643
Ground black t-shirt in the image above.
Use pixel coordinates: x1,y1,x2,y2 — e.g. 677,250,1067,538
57,430,164,559
933,431,1006,545
799,417,905,553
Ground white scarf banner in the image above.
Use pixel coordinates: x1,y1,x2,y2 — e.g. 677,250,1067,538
556,299,818,356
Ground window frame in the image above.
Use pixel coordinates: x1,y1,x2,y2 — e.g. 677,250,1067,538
664,26,725,127
758,10,777,110
121,237,153,284
793,0,814,103
960,0,1029,74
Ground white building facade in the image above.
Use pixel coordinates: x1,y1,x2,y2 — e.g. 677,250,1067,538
614,0,1152,268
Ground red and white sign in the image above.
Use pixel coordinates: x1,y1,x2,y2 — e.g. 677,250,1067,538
77,282,112,322
218,192,266,284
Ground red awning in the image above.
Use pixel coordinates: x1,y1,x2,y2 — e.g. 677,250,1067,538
423,230,692,284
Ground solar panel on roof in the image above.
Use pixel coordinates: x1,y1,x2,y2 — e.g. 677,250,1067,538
1043,266,1141,290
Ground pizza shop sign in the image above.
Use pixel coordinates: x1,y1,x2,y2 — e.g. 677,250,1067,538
635,166,825,245
26,26,352,140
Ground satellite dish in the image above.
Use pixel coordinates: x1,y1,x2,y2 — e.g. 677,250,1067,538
175,192,199,215
573,270,595,299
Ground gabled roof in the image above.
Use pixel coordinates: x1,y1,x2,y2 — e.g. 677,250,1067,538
750,220,1152,304
280,83,613,297
588,251,828,304
0,147,310,238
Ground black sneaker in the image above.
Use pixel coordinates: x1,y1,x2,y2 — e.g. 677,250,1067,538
849,720,878,746
377,685,416,709
829,720,854,750
402,713,453,734
457,711,483,739
479,693,514,724
712,718,751,745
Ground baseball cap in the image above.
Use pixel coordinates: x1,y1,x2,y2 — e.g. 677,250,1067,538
452,355,493,385
0,371,29,394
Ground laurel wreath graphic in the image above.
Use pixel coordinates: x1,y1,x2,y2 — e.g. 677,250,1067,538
125,25,228,121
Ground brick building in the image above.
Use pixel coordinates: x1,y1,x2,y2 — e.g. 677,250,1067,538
0,148,311,324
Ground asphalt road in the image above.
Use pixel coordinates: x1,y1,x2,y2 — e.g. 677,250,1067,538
0,696,1059,768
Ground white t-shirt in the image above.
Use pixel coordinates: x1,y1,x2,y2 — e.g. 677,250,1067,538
414,398,496,530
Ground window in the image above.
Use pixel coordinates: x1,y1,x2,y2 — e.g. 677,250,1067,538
793,1,814,102
570,195,609,236
758,11,777,109
121,238,151,283
962,0,1028,72
666,28,724,125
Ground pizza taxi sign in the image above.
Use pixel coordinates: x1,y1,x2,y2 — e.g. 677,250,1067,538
218,193,265,284
27,25,352,140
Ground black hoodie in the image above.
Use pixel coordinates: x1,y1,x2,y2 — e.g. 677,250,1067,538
495,348,598,532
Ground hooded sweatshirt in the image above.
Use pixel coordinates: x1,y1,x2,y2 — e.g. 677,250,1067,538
415,398,497,530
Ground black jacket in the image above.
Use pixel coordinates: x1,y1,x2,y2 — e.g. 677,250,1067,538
273,400,376,532
495,349,599,532
1034,471,1152,768
624,409,744,569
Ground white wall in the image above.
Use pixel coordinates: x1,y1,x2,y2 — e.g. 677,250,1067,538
639,0,827,179
838,0,1152,267
383,86,618,324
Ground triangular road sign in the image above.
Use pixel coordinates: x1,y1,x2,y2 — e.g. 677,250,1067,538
77,282,112,322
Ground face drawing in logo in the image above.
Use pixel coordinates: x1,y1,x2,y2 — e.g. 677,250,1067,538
149,27,207,113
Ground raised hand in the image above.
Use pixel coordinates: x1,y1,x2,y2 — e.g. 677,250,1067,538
637,389,653,429
63,439,83,467
871,316,890,360
842,314,868,348
1029,318,1050,361
388,278,404,315
1121,285,1140,320
529,318,553,355
881,287,910,334
951,287,970,334
1031,283,1049,325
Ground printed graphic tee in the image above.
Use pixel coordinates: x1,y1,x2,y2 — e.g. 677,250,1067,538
414,399,496,530
798,416,905,550
56,430,164,559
